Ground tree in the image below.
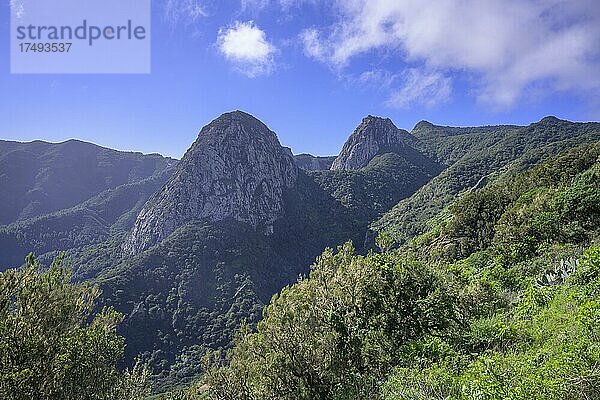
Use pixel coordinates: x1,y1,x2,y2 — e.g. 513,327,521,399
0,253,150,400
201,242,456,400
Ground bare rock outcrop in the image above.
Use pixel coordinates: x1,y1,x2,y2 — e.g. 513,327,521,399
123,110,298,255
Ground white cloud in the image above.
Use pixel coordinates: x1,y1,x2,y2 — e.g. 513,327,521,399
10,0,25,19
164,0,207,27
387,69,451,109
241,0,316,12
300,28,325,60
350,69,451,109
217,21,276,77
301,0,600,108
354,70,396,88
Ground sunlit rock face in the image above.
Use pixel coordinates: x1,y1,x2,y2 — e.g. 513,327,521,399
123,110,298,255
331,115,415,171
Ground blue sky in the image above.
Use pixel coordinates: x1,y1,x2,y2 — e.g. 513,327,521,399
1,0,599,158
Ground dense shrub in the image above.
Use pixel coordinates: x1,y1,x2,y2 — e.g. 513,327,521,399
0,254,150,400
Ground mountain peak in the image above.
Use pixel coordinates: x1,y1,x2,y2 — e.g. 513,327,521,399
538,115,563,124
411,120,435,132
330,115,411,171
195,110,277,141
216,110,263,122
361,115,397,129
362,114,392,123
123,112,298,255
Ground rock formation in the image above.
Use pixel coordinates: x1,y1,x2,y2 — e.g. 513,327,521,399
330,115,415,171
123,110,298,255
293,154,336,171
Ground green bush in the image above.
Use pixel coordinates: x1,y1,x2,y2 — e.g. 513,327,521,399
201,243,457,400
0,253,150,400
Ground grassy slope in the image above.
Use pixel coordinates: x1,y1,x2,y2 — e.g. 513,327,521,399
374,118,600,244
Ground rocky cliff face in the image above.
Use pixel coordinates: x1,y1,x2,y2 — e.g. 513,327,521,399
122,111,298,255
330,115,414,171
293,154,336,171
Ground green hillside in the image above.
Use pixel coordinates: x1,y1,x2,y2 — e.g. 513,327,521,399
374,117,600,244
197,141,600,400
0,139,175,225
84,157,431,391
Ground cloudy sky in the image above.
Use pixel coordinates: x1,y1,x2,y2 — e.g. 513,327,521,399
1,0,599,157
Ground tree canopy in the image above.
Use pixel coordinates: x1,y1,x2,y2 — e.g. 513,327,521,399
0,253,150,400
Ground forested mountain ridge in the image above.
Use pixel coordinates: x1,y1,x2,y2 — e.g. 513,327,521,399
88,111,441,389
0,167,175,272
0,139,176,225
0,139,178,271
409,120,520,165
198,139,600,400
3,115,592,275
374,117,600,244
1,112,599,396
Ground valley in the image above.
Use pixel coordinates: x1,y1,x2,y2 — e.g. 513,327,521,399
1,112,599,396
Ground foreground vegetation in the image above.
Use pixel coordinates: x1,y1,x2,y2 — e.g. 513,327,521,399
2,141,599,399
194,143,600,399
2,117,598,389
0,254,150,400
